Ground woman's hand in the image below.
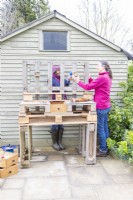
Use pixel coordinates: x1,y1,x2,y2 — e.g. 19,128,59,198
67,76,73,81
72,74,80,83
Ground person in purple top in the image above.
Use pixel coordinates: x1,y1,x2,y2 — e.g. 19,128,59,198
73,61,112,157
50,65,71,151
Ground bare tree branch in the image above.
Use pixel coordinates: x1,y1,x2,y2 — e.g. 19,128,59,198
78,0,130,47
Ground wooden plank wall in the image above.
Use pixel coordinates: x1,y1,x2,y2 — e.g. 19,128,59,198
0,17,128,146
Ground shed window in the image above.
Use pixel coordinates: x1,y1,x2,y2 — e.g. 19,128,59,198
43,31,68,51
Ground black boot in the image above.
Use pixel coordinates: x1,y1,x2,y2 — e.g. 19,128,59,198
58,128,65,150
51,131,60,151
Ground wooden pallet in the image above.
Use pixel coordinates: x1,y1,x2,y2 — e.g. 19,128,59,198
19,99,96,116
19,112,97,124
22,61,90,96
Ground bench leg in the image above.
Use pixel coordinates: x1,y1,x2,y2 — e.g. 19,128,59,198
85,123,97,165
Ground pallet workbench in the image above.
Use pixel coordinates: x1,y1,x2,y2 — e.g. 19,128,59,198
18,61,97,168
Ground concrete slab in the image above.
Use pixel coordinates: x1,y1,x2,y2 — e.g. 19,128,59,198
94,184,133,200
0,179,4,188
65,155,86,166
1,152,133,200
100,158,133,175
71,185,98,199
8,161,67,178
23,177,71,200
65,155,101,167
2,178,25,189
109,174,133,184
68,165,113,186
0,189,22,200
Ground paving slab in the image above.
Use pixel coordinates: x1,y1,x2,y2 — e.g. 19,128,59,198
0,179,4,188
2,178,25,189
65,155,87,166
8,161,67,178
71,185,98,199
68,165,113,186
109,174,133,184
0,189,22,200
1,152,133,200
100,158,133,175
93,183,133,200
23,177,71,200
65,155,101,167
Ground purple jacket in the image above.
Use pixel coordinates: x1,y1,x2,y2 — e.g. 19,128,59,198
78,72,112,109
52,74,70,100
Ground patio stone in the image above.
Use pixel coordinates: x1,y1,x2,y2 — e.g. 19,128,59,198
23,177,71,200
68,165,113,186
2,178,25,189
100,158,133,175
0,189,22,200
8,161,67,178
93,184,133,200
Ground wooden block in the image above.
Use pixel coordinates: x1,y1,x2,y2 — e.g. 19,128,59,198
55,116,62,123
55,94,62,101
92,115,97,122
45,105,50,113
50,102,67,112
0,153,18,168
23,94,33,101
89,111,97,115
90,104,96,111
20,126,27,132
19,116,29,124
0,164,18,178
67,105,72,112
87,114,93,121
89,124,95,131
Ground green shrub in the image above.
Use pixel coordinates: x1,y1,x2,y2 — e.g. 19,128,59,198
128,60,133,73
107,66,133,163
109,73,133,141
107,130,133,163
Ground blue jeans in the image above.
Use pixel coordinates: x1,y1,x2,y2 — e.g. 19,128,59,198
96,107,111,152
51,125,64,132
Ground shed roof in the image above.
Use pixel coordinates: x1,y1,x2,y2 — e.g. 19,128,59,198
1,10,133,60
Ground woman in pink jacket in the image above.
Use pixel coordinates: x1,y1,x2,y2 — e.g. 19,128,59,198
74,61,112,156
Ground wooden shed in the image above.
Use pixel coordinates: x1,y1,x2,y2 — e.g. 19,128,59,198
0,10,129,147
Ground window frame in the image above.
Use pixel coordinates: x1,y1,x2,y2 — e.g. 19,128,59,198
39,30,70,52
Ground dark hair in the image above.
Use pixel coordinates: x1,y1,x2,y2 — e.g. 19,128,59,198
99,60,113,79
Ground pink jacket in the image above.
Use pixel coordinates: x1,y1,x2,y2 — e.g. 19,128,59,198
78,72,112,109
